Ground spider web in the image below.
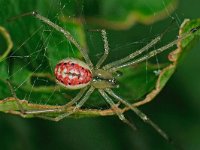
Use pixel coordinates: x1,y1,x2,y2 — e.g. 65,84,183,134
2,0,182,110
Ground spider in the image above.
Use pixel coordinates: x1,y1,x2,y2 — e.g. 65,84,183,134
8,11,200,147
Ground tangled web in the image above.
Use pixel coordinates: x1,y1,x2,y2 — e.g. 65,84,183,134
2,0,181,110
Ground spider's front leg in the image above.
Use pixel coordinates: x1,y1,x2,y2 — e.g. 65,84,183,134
103,35,162,70
105,89,183,150
109,25,200,72
87,29,110,68
98,89,137,130
94,29,109,69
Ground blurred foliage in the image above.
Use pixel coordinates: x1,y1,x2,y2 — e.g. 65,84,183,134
0,0,200,150
0,0,184,117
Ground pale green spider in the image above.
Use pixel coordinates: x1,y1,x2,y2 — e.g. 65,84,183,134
8,11,200,148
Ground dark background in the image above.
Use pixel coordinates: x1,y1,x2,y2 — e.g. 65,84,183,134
0,0,200,150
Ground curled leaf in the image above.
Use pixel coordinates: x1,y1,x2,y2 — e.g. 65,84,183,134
0,26,13,62
0,19,200,119
84,0,178,29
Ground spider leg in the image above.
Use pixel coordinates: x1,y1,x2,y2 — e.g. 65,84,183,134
98,89,137,130
103,35,161,70
8,11,93,68
105,88,183,149
102,19,176,70
109,25,200,72
24,86,89,115
46,86,95,121
95,29,109,69
64,86,89,107
6,79,25,113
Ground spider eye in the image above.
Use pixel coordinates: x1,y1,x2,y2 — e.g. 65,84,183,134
108,78,118,85
93,76,99,80
110,79,119,88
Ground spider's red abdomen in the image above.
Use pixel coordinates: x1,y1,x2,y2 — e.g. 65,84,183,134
54,58,92,89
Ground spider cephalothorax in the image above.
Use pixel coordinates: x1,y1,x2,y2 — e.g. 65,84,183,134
92,69,118,89
9,11,200,147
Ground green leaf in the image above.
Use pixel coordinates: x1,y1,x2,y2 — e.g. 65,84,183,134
0,18,200,119
0,26,13,62
0,0,199,120
84,0,177,29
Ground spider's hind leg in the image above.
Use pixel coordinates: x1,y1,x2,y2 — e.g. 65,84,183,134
20,86,94,121
42,86,95,121
6,79,25,114
5,80,91,121
8,11,93,68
